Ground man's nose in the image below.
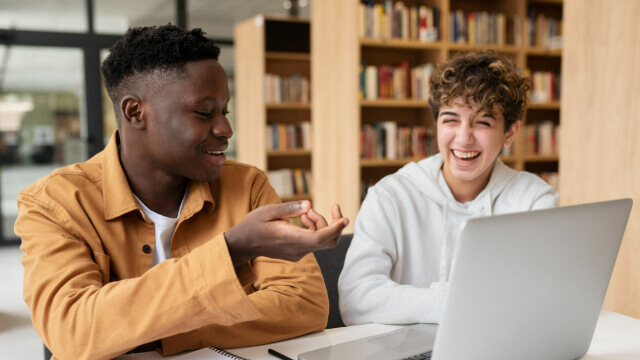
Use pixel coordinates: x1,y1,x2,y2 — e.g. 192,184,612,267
213,117,233,139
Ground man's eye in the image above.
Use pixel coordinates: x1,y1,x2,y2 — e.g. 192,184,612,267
477,121,492,127
222,110,230,116
442,119,456,124
195,111,211,117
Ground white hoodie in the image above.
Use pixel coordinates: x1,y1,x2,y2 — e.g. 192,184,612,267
338,153,558,325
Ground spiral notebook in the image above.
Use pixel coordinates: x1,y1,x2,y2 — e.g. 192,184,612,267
170,346,248,360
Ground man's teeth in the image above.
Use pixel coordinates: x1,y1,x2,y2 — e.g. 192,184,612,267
452,150,480,159
205,150,223,155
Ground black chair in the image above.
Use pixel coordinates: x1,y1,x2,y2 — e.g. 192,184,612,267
44,343,52,359
313,233,353,329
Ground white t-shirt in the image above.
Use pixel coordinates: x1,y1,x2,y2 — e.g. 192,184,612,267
134,193,187,266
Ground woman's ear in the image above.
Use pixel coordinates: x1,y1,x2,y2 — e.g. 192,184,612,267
120,95,145,130
504,120,521,148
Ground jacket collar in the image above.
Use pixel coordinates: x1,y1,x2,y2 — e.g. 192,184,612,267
102,130,215,221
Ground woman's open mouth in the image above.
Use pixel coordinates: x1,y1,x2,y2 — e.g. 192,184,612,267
451,149,480,165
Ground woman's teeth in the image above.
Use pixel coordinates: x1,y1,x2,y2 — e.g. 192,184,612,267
452,150,480,159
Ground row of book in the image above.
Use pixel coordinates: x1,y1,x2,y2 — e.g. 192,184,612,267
524,121,560,155
358,1,440,42
267,168,312,198
526,8,562,49
361,122,437,160
360,62,435,100
530,70,561,103
448,11,522,46
264,73,311,104
267,122,312,151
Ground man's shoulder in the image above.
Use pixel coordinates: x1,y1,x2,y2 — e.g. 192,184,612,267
19,159,103,201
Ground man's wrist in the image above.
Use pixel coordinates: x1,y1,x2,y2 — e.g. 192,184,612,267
224,227,251,266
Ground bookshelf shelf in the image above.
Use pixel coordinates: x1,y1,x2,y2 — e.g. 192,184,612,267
236,17,312,202
360,99,431,108
528,101,561,110
360,38,443,50
265,52,311,61
266,103,312,110
361,158,420,168
448,43,521,54
267,149,312,157
524,154,560,162
304,0,566,226
528,0,562,4
526,48,562,57
281,194,313,202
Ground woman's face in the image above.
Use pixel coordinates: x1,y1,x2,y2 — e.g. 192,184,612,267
437,98,519,197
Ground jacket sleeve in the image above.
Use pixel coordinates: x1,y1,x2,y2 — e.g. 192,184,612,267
338,187,445,326
160,176,329,355
17,193,263,360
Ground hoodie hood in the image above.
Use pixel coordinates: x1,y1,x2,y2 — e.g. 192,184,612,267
396,153,519,283
397,153,518,217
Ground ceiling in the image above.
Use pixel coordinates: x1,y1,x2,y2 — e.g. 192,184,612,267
0,0,310,93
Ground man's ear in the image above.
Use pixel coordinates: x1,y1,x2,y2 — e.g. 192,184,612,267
504,120,521,148
120,95,145,130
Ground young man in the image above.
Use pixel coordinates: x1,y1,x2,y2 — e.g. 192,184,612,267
338,51,557,325
16,25,348,360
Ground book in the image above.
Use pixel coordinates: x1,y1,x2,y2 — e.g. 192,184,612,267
129,346,248,360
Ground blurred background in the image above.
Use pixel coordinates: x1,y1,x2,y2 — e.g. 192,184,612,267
0,0,310,244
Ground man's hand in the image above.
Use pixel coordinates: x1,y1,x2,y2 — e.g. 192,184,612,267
224,201,349,266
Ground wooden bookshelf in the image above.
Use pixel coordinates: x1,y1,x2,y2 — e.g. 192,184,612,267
360,158,421,168
360,38,444,50
281,194,313,202
310,0,562,225
235,16,313,202
448,43,521,54
360,99,431,108
266,103,312,110
267,149,312,157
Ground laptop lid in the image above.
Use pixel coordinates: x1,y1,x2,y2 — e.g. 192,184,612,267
431,198,632,360
298,199,632,360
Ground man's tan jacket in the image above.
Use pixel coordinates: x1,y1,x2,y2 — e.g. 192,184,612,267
16,132,329,360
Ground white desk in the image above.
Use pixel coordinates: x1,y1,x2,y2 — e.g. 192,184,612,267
121,310,640,360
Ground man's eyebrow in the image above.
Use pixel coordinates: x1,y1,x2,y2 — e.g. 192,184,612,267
194,96,230,105
439,111,459,117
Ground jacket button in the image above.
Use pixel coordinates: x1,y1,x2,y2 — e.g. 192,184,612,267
142,245,152,254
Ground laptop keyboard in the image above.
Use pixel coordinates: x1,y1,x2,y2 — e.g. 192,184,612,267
402,351,432,359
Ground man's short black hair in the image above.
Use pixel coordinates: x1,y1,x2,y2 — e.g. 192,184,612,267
101,24,220,105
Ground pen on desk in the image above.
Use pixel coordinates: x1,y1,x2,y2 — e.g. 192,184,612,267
268,348,294,360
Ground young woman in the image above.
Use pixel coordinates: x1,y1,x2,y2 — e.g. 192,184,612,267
338,51,557,325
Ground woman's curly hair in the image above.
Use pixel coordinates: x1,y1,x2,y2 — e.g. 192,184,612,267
428,50,530,131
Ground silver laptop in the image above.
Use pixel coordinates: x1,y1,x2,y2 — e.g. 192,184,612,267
299,199,633,360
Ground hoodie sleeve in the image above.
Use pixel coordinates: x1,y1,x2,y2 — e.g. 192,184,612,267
529,181,559,211
338,187,445,325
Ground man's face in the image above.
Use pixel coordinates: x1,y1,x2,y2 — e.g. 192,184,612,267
437,98,517,191
141,59,232,183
